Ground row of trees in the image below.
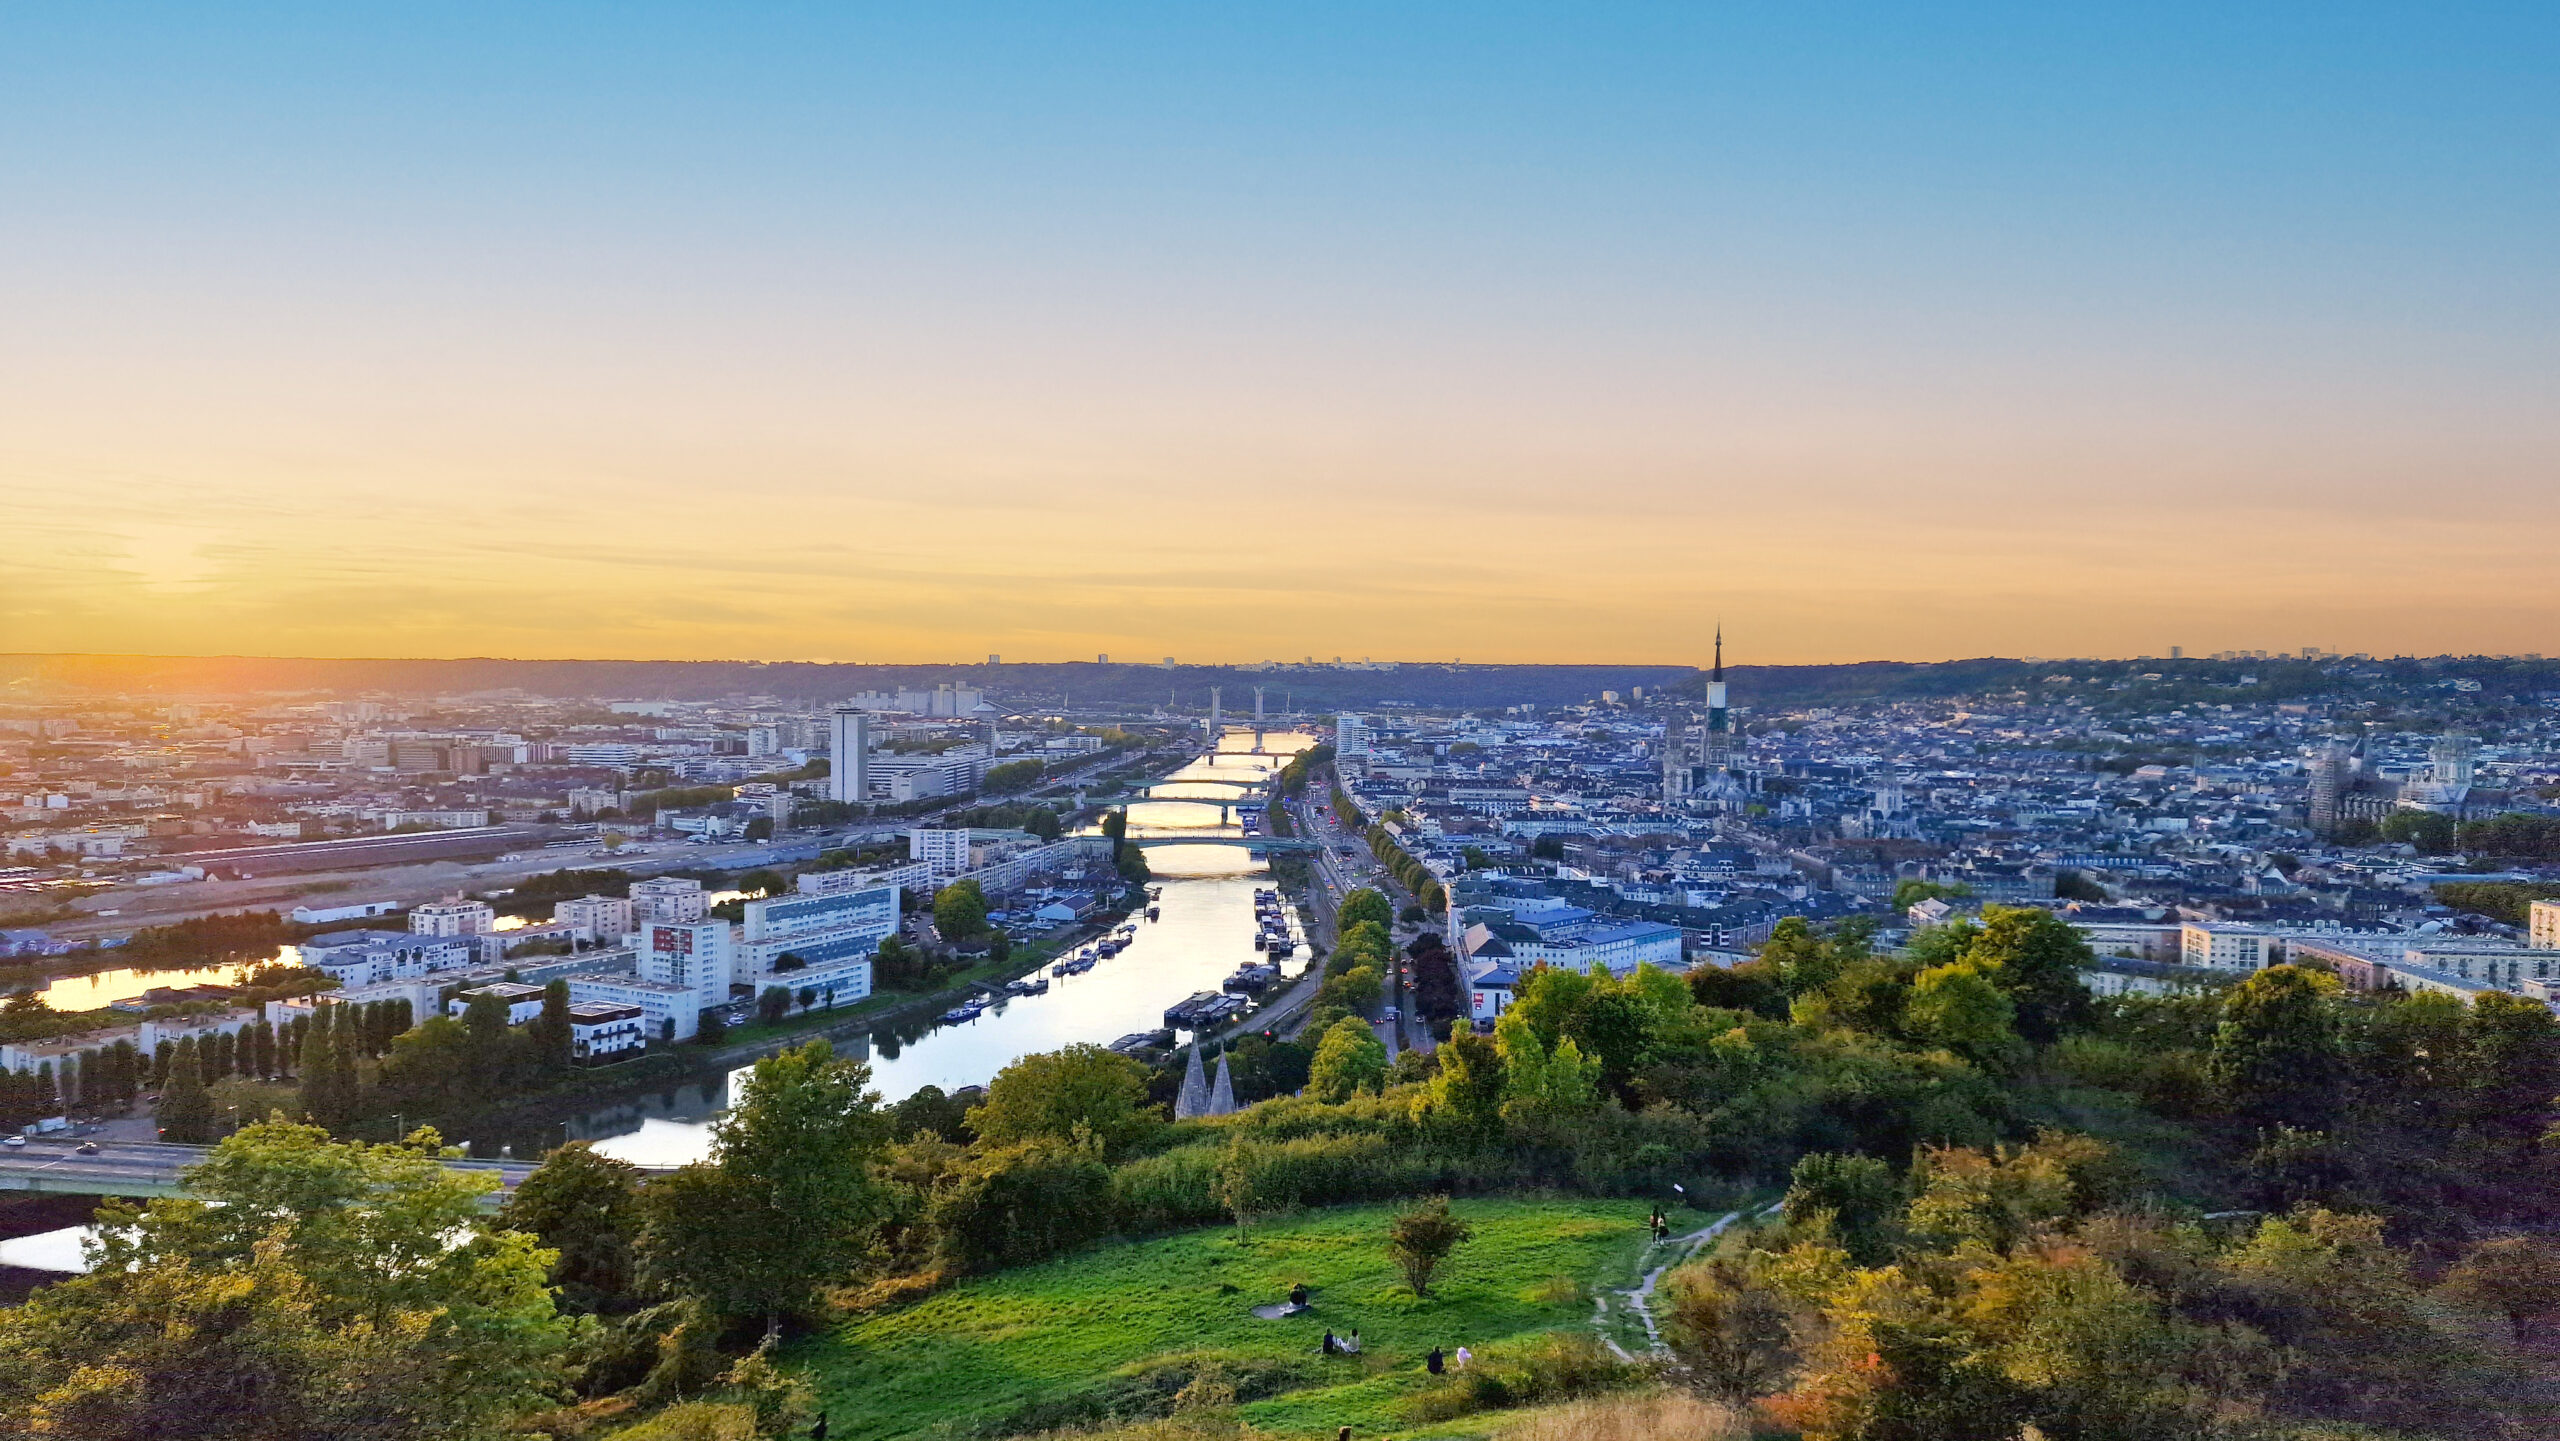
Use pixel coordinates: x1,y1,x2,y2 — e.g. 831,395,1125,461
1365,822,1446,912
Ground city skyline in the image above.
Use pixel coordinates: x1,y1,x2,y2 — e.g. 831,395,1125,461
5,6,2556,665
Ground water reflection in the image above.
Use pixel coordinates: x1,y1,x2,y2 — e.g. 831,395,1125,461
572,732,1313,1167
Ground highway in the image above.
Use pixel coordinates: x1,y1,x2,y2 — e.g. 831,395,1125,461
0,1138,543,1202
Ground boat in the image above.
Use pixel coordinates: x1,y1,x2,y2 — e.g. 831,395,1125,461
939,1002,982,1024
1224,962,1281,994
1146,905,1160,920
1005,976,1050,995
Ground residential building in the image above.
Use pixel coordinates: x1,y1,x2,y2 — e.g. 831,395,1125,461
911,827,975,880
446,982,549,1026
639,919,733,1016
828,707,871,805
2532,899,2560,951
738,883,899,980
630,876,707,924
567,974,700,1043
2180,922,2281,971
555,893,634,943
567,1001,648,1062
298,930,475,987
409,897,496,937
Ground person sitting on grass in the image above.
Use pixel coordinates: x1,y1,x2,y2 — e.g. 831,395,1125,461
1425,1345,1445,1375
1321,1330,1340,1356
1290,1282,1310,1307
1341,1328,1361,1355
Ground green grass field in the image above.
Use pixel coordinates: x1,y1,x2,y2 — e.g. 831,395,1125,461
788,1197,1724,1440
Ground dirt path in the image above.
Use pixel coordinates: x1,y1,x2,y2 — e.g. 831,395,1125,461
1598,1211,1741,1361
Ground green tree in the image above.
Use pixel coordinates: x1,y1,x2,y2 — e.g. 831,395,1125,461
528,979,574,1073
2211,965,2345,1130
2456,990,2560,1163
0,1119,570,1439
639,1040,889,1333
984,758,1045,793
966,1044,1158,1158
2440,1235,2560,1343
1786,1152,1902,1265
1385,1196,1472,1297
1961,906,2096,1043
1307,1016,1389,1101
2380,808,2458,854
933,880,989,939
157,1035,215,1143
500,1141,644,1315
1904,961,2023,1070
757,985,792,1026
1417,1029,1507,1132
743,815,776,842
1338,888,1393,933
1213,1136,1265,1244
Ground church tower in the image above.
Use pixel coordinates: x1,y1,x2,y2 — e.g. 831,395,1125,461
1703,628,1738,771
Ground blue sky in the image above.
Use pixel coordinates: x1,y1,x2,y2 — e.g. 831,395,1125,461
3,5,2554,662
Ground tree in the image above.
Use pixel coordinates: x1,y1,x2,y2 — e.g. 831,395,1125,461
966,1044,1157,1158
984,758,1045,793
1963,906,2096,1043
0,1119,570,1439
743,815,776,842
758,985,793,1025
2456,991,2560,1163
1385,1196,1472,1297
1307,1016,1389,1101
2380,809,2457,854
2211,965,2345,1130
1786,1152,1902,1264
639,1040,889,1332
696,1008,729,1046
934,881,989,940
1338,888,1393,933
501,1141,644,1314
528,980,574,1073
1418,1029,1506,1132
1661,1255,1792,1402
1213,1136,1264,1244
157,1036,214,1143
1904,961,2023,1070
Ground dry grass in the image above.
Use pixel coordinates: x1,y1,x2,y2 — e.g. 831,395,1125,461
1492,1390,1754,1441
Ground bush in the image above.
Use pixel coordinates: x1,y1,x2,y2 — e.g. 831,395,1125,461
1399,1332,1643,1424
930,1142,1118,1273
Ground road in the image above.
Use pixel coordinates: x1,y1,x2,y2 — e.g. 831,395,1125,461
1288,772,1435,1055
0,1137,546,1201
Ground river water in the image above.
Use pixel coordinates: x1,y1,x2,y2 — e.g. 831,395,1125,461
566,732,1314,1168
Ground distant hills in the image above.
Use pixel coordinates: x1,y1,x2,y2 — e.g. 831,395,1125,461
3,652,2552,713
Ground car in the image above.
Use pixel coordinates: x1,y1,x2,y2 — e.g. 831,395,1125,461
75,1142,99,1155
2,1135,23,1148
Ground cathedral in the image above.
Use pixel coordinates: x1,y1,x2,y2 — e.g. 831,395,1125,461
1663,630,1754,811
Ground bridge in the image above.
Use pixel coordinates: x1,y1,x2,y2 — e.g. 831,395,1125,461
0,1139,543,1205
1124,834,1325,853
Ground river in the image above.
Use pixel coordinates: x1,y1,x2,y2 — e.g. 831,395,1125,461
560,731,1314,1168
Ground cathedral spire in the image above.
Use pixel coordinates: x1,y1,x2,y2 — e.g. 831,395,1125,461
1712,625,1723,683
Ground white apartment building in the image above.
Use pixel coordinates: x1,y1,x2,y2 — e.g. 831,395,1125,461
299,930,476,987
567,974,701,1043
800,862,932,897
447,982,549,1026
2180,922,2281,971
828,708,871,805
567,1001,648,1062
554,893,634,943
630,877,707,925
2532,899,2560,952
409,897,497,937
738,883,899,981
748,932,876,1015
639,919,733,1017
910,828,975,880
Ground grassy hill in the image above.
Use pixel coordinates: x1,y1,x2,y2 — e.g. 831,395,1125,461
786,1197,1720,1441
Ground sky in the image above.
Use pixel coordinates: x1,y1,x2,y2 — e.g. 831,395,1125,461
2,4,2555,667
